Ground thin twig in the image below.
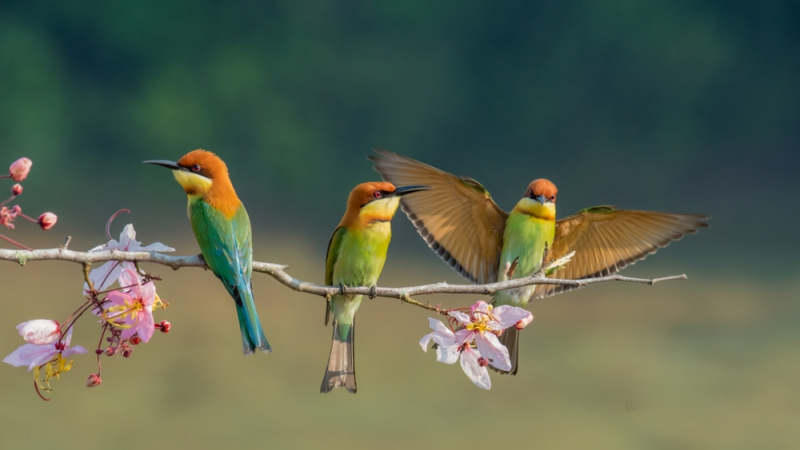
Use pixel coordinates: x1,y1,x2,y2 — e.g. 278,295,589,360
0,248,687,305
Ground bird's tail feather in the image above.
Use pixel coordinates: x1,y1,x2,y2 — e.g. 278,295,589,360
235,284,271,356
320,320,356,393
491,327,519,375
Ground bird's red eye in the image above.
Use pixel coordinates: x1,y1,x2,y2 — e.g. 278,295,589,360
373,191,382,198
191,164,201,173
550,195,556,201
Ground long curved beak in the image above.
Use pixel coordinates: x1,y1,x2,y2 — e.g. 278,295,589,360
393,185,431,197
143,160,182,171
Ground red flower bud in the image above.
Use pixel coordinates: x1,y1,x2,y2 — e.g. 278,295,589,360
129,336,141,345
37,212,57,230
122,349,132,358
159,320,171,333
105,347,115,356
11,184,22,196
94,348,104,355
86,373,102,387
477,357,489,367
9,157,31,182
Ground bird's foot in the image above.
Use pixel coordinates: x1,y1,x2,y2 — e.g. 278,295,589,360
339,283,348,296
368,285,377,300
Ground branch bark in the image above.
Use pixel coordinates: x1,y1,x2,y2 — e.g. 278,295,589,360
0,248,686,312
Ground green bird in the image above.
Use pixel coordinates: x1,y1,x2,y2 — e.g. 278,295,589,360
370,149,708,374
144,149,270,356
321,181,429,393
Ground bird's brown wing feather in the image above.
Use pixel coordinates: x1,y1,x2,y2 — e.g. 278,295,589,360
534,207,709,298
369,149,508,284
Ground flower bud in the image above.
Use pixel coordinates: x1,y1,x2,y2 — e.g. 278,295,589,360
37,212,57,230
159,320,171,333
129,336,141,345
11,184,22,196
86,373,102,387
9,157,31,182
16,319,60,345
94,348,104,355
10,205,21,215
122,349,132,358
105,347,115,356
477,357,489,367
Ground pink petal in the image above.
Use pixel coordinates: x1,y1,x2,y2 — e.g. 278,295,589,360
140,282,156,308
84,261,123,293
471,301,491,315
105,290,132,307
16,320,60,345
475,333,511,372
492,305,533,330
448,311,472,325
454,329,475,346
460,347,491,389
3,343,56,371
138,310,155,343
118,268,141,290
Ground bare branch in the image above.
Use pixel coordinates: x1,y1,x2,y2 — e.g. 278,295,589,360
0,248,686,308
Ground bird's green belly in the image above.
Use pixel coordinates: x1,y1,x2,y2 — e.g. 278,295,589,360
494,212,554,307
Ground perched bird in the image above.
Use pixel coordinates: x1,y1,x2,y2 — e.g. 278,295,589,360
321,182,429,393
370,149,708,374
144,150,270,356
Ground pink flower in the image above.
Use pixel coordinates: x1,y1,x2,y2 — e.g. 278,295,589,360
3,326,86,371
37,212,57,230
86,373,102,387
9,157,32,182
0,205,21,229
420,301,533,389
83,224,173,294
16,320,61,345
11,184,22,196
98,269,157,343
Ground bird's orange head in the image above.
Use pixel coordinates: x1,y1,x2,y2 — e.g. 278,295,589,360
339,181,430,228
144,149,241,218
514,178,558,220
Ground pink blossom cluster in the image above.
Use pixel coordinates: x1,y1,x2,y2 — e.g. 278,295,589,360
420,301,533,389
3,223,173,399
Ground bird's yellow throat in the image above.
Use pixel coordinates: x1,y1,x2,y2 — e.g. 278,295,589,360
513,197,556,220
173,170,213,196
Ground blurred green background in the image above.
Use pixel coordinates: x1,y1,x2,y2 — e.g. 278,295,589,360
2,1,799,449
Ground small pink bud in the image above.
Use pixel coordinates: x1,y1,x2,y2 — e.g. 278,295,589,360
10,205,21,215
9,158,31,182
477,357,489,367
122,349,132,358
11,184,22,196
105,347,115,356
94,348,104,355
86,373,102,387
16,319,60,345
159,320,171,333
37,212,57,230
129,336,141,345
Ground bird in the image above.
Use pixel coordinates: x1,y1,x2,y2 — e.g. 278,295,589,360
144,149,270,356
321,181,429,393
370,149,708,374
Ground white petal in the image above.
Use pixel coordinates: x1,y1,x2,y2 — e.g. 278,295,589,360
140,242,175,252
448,311,472,325
16,320,60,345
435,344,460,365
85,261,122,293
454,329,475,347
460,347,491,389
119,224,137,250
476,333,511,372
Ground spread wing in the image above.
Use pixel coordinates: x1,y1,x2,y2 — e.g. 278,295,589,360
369,149,508,284
534,207,709,298
324,227,346,325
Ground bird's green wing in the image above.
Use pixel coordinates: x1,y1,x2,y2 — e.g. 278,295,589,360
370,149,508,284
324,226,347,325
533,207,709,298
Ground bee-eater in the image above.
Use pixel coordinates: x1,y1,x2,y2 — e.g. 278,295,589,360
370,149,708,374
321,182,429,393
144,150,270,356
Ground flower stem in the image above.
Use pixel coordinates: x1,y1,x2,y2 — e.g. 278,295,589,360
0,233,32,250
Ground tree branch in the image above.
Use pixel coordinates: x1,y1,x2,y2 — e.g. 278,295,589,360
0,248,686,312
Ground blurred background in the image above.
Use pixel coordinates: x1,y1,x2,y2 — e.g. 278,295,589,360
1,1,799,448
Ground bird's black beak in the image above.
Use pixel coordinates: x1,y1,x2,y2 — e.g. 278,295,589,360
393,185,431,197
143,160,183,171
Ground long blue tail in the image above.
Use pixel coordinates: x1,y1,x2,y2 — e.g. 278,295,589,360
233,282,271,356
